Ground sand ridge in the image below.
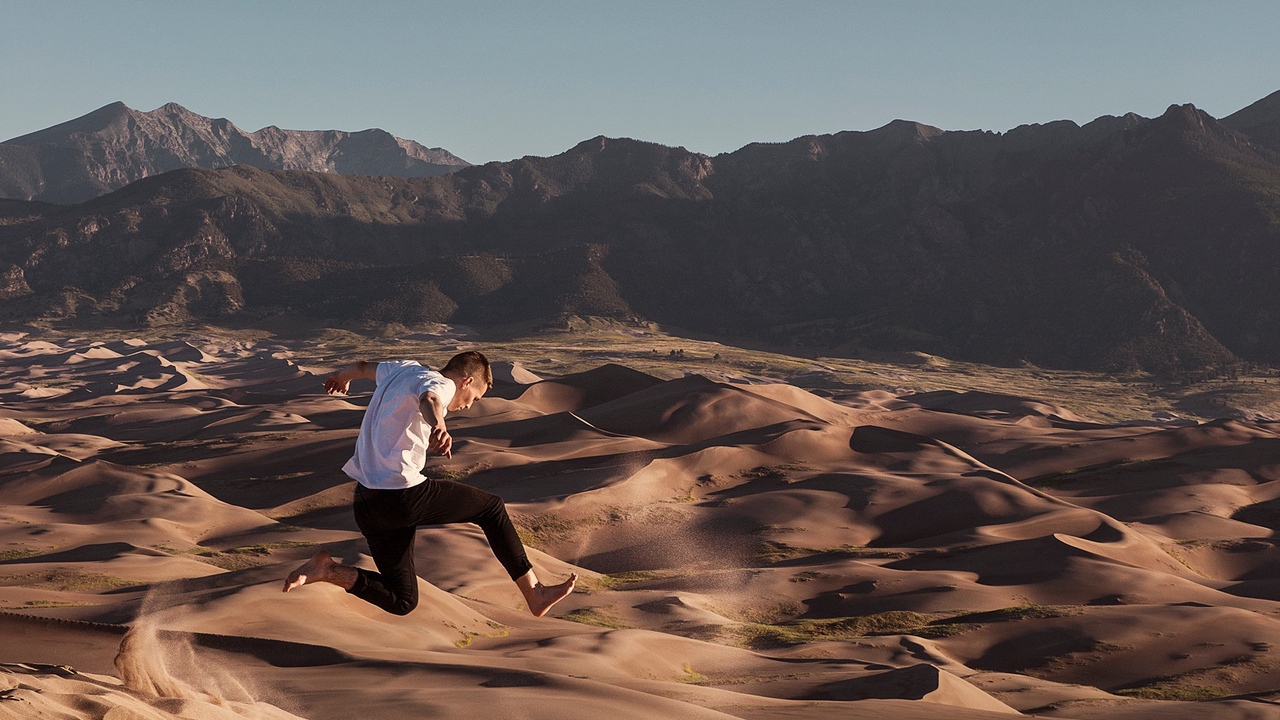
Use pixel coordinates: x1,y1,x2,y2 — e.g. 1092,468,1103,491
1,334,1280,718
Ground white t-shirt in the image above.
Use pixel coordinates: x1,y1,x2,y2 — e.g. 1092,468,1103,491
342,360,456,489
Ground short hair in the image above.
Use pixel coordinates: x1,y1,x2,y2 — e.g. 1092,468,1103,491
441,351,492,388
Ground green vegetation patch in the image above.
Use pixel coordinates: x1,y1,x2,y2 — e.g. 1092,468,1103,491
1163,547,1209,578
1116,682,1230,701
268,523,306,533
21,378,83,390
710,611,966,650
947,603,1083,624
224,541,317,554
562,606,632,629
755,540,818,563
677,662,709,684
586,570,681,590
0,569,139,591
512,512,582,548
737,464,807,481
0,549,39,562
451,620,509,648
754,540,866,564
188,540,316,556
668,486,699,503
186,540,317,570
802,611,956,637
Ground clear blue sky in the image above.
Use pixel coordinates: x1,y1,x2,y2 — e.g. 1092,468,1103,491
3,1,1278,164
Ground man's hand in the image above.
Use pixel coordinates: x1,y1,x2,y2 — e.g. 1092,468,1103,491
428,424,453,458
324,361,376,395
324,374,351,395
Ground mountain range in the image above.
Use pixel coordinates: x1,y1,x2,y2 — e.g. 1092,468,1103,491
0,102,469,204
3,91,1280,374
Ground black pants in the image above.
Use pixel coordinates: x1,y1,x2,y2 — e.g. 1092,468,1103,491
349,479,533,615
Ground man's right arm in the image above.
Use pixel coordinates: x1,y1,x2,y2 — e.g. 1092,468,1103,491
324,361,378,395
420,391,452,458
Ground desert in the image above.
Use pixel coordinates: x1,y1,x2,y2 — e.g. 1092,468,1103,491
1,324,1280,719
7,4,1280,717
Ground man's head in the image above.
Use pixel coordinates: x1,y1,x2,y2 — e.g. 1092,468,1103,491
439,351,492,411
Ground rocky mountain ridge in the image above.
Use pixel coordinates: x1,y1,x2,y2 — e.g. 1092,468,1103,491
0,102,469,204
3,91,1280,374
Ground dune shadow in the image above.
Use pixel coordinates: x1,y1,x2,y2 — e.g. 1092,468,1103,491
187,631,353,668
0,541,159,565
849,425,944,454
967,628,1099,674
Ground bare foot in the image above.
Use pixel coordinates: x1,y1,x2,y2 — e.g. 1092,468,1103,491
283,550,349,592
523,573,578,617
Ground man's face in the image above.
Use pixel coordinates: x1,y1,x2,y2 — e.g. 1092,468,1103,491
448,377,488,412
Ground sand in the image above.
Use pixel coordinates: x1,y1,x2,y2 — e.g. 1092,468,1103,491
2,334,1280,719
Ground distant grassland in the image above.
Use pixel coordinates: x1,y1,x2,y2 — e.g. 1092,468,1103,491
14,318,1280,423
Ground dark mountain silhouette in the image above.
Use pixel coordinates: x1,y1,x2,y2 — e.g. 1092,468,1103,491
3,93,1280,374
0,102,469,204
1222,89,1280,154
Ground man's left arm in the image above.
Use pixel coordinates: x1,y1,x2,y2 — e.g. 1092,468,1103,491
324,361,378,395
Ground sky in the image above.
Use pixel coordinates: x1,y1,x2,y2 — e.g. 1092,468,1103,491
3,1,1279,165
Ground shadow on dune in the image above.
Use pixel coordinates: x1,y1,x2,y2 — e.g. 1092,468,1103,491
0,541,166,565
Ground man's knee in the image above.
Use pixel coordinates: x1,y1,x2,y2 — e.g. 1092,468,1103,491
383,578,419,616
387,593,418,616
461,490,512,532
483,492,505,514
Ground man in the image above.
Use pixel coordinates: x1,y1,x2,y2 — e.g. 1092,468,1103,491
283,351,576,617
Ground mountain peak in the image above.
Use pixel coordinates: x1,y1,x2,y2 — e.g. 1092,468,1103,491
83,100,136,125
3,102,135,144
1155,103,1220,132
154,102,195,116
874,119,945,141
568,136,667,155
1163,102,1197,116
0,104,470,203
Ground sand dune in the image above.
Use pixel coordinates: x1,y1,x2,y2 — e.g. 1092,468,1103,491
2,334,1280,718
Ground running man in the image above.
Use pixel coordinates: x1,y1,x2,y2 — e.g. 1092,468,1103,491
283,351,576,616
